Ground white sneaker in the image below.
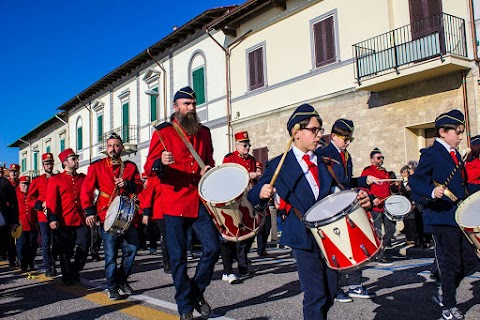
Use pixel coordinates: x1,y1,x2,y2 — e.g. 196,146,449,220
222,273,229,281
227,274,239,284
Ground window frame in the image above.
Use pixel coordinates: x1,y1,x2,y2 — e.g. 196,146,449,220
310,10,339,70
246,42,267,92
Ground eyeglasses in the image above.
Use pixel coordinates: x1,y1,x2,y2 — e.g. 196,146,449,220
302,127,324,135
375,156,385,160
243,144,251,148
336,134,355,143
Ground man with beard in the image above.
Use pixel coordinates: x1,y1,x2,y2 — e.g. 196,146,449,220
81,132,143,300
47,149,89,285
8,164,20,188
144,86,219,320
28,152,57,276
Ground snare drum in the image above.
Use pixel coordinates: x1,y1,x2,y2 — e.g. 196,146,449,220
304,190,382,271
384,195,412,221
199,163,264,242
104,195,136,235
455,191,480,258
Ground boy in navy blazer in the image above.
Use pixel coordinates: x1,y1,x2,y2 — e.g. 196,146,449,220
409,109,479,320
248,105,371,320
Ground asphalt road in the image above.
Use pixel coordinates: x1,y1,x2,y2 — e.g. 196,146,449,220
1,238,479,320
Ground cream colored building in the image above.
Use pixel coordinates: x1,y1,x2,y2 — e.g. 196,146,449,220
210,0,479,175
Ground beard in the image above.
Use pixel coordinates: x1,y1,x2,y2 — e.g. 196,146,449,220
177,111,201,136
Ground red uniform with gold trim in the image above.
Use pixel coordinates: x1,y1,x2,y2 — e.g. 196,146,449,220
17,186,37,231
46,172,86,226
144,120,215,218
80,158,143,223
140,176,163,220
27,174,53,223
223,150,256,173
361,165,391,212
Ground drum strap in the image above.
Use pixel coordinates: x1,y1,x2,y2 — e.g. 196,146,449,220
172,121,206,170
323,161,345,191
105,161,126,210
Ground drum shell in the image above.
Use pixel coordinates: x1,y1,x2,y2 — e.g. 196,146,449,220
455,191,480,258
384,195,412,222
198,163,264,242
104,196,136,235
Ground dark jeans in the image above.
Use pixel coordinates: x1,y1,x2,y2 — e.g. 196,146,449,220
39,222,55,269
220,239,237,275
433,226,480,308
293,245,338,320
257,214,272,255
154,219,169,265
371,211,395,257
237,237,254,274
16,230,38,268
100,225,139,290
164,203,220,315
404,219,418,242
56,225,90,282
146,221,160,250
90,224,102,257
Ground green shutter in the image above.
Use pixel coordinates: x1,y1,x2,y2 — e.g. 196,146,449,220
60,139,65,151
46,146,51,153
77,127,83,150
122,102,129,142
33,152,38,171
97,114,103,142
192,67,205,105
21,158,26,172
150,88,158,122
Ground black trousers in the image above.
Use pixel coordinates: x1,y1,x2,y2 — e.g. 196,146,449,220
256,215,272,255
0,225,16,263
154,219,169,266
55,225,90,282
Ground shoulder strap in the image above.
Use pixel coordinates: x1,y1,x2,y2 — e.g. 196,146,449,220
171,121,206,169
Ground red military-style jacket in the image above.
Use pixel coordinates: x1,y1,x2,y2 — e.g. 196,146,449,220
80,158,143,223
223,150,256,173
140,176,163,220
144,120,215,218
46,171,86,226
361,165,391,212
17,187,37,231
27,174,54,223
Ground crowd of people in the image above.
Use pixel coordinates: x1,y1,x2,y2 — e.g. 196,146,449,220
1,86,479,320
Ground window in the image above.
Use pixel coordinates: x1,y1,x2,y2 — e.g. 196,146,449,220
122,102,129,142
21,157,26,172
33,151,38,171
150,88,158,122
97,114,103,143
192,67,205,105
247,45,265,91
313,15,336,68
409,0,442,39
46,145,51,153
60,138,65,152
76,117,83,151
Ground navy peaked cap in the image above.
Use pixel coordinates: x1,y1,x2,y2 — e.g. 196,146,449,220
333,118,354,133
174,86,196,101
435,109,464,128
287,103,319,133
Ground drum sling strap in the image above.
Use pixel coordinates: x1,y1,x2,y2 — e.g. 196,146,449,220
103,160,126,211
320,157,345,191
172,121,206,170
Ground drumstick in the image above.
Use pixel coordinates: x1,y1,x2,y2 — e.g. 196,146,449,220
377,179,403,182
444,148,471,188
270,124,300,186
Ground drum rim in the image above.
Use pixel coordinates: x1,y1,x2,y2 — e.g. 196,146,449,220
384,194,412,218
303,190,360,228
198,163,250,205
456,191,480,229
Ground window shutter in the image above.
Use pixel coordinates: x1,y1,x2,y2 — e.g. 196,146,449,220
248,47,265,91
60,139,65,152
192,68,206,105
97,114,103,142
150,88,158,122
253,146,269,170
46,145,51,153
77,127,83,150
21,158,26,171
122,102,129,142
314,16,336,68
409,0,443,38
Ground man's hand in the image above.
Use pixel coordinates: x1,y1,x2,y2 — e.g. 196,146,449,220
49,221,59,230
42,201,46,209
161,151,174,165
260,184,275,200
366,175,380,185
200,165,212,176
434,186,445,199
249,172,258,180
357,190,372,210
114,177,125,188
86,216,96,228
142,216,149,225
373,198,381,207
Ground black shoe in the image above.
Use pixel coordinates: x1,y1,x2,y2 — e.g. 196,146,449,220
258,251,269,257
108,288,121,300
63,279,75,286
92,254,101,262
119,282,134,295
45,266,57,277
9,261,18,267
164,262,172,274
180,312,193,320
376,257,393,266
195,298,212,317
442,307,464,320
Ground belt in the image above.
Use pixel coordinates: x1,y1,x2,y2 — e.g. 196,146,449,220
99,191,112,199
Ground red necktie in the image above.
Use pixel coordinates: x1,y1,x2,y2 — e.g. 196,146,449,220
340,151,347,169
303,154,320,188
450,150,459,166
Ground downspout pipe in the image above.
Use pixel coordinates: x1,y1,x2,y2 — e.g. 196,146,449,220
462,70,472,146
77,96,93,165
468,0,479,62
146,48,168,122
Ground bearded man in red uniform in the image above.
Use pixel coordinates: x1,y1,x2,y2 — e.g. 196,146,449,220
27,152,57,276
81,133,142,300
46,148,89,285
144,86,219,320
361,147,395,266
16,175,38,271
8,164,20,188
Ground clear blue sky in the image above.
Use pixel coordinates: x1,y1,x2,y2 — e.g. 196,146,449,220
0,0,238,167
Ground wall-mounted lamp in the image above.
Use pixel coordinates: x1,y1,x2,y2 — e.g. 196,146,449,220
145,89,159,96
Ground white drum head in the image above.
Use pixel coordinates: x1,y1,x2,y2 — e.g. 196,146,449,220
384,195,411,218
305,190,358,223
199,164,249,203
457,192,480,227
104,196,120,231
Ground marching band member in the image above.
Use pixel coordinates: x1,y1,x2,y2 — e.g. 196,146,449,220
144,86,219,320
317,119,375,302
81,133,142,300
409,110,479,320
248,104,371,320
361,147,395,266
27,152,57,276
16,175,38,271
0,174,19,266
46,148,89,285
8,164,21,188
465,135,480,194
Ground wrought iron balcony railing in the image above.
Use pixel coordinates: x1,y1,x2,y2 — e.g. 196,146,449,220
100,125,138,152
353,13,467,84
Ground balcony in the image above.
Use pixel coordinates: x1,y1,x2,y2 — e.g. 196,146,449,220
353,13,470,92
99,125,138,154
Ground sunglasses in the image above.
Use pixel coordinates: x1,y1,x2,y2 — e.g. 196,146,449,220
375,156,385,160
336,134,355,143
302,127,324,135
242,144,251,148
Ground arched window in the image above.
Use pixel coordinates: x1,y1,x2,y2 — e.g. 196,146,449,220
76,117,83,151
189,52,206,105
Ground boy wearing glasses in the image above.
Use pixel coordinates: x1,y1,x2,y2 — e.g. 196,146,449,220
409,109,479,320
248,104,371,320
361,147,395,266
317,119,375,302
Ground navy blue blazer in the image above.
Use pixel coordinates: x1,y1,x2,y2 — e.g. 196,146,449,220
247,150,333,250
408,141,466,227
